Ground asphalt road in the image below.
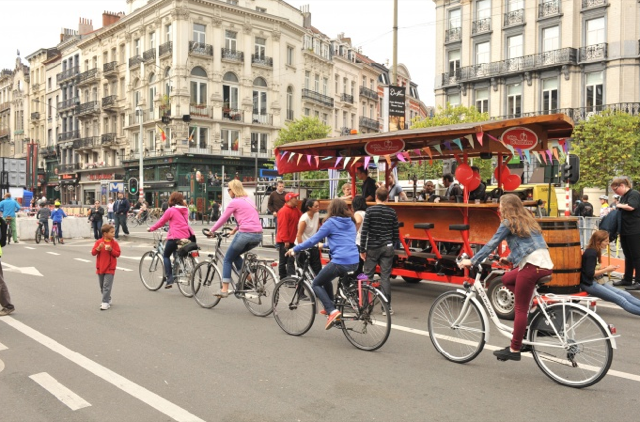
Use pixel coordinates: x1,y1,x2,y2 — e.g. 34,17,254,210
1,236,640,422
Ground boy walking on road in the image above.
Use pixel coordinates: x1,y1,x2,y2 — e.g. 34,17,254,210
91,224,121,310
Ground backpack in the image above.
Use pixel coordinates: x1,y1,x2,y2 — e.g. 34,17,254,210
599,208,621,242
0,217,7,247
582,202,594,217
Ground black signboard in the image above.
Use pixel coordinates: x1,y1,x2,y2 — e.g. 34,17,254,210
388,85,406,132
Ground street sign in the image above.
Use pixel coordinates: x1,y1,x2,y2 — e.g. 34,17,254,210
109,182,123,192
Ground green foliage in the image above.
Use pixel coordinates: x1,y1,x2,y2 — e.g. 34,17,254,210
571,110,640,190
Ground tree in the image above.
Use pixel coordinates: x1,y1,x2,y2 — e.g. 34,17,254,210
571,110,640,191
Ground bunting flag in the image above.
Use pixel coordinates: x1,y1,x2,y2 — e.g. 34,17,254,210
384,154,391,167
523,150,531,164
465,135,475,149
335,156,343,167
343,156,351,169
397,153,407,162
444,140,452,151
423,146,433,159
314,156,320,167
363,156,371,169
505,144,516,155
552,147,560,162
351,156,361,167
546,149,553,163
288,152,296,162
280,151,288,160
306,154,312,166
540,150,548,164
322,156,333,160
373,155,380,165
413,149,421,156
296,153,303,165
532,150,542,164
433,144,442,155
516,148,523,161
453,138,463,151
476,132,484,146
403,151,411,162
487,133,499,142
156,125,167,141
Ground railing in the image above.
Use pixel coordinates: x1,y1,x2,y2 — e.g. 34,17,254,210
102,95,118,108
504,9,525,26
0,102,10,112
251,54,273,67
445,27,462,43
286,109,294,121
159,41,173,57
189,41,214,56
472,18,491,35
42,146,56,157
190,104,212,118
582,0,607,9
56,66,79,84
74,136,99,149
579,43,607,62
56,163,80,174
539,0,560,18
359,116,379,131
129,56,143,68
341,93,354,104
103,61,118,74
302,88,334,107
58,97,79,111
221,48,244,62
77,68,99,85
101,133,117,145
31,83,41,91
492,103,640,122
58,129,80,142
359,86,378,101
189,147,212,155
76,101,99,116
128,110,148,125
222,108,244,121
31,112,40,120
220,149,241,157
143,48,156,62
252,113,273,125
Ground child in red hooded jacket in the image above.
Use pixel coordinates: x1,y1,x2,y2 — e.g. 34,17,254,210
91,224,121,310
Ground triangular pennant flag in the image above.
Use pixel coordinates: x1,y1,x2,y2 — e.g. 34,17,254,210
444,140,452,151
306,154,312,166
434,144,442,155
288,152,296,162
487,133,500,142
516,148,523,160
322,156,333,160
397,153,406,162
552,147,560,162
363,156,371,169
477,132,484,146
532,151,542,164
373,155,379,165
523,150,531,164
352,156,361,166
423,147,433,159
429,159,433,165
343,157,351,169
335,156,343,167
540,151,547,164
413,149,421,156
546,149,553,163
297,154,303,165
280,151,288,160
504,144,515,155
465,135,475,149
384,154,391,167
403,151,412,162
453,138,464,151
314,156,319,167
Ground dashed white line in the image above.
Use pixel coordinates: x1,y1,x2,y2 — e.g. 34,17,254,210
47,252,60,256
0,341,7,351
74,258,91,263
116,267,133,272
29,372,91,411
24,247,36,250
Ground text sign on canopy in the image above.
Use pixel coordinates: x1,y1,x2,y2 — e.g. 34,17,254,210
501,127,539,150
364,139,405,156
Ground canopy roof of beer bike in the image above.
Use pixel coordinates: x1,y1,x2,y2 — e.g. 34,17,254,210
275,113,574,174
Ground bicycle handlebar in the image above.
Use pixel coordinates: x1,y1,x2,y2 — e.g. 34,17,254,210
202,227,232,238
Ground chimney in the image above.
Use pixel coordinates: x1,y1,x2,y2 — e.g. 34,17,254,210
78,17,93,35
103,11,123,27
300,4,311,28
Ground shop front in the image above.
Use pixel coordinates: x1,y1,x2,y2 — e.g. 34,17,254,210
59,173,79,204
77,170,125,205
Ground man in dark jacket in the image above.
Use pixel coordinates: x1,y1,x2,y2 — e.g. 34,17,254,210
573,195,594,217
268,180,287,232
113,193,130,239
468,166,487,202
88,200,105,240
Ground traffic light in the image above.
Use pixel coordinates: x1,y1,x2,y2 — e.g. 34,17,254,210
562,163,573,181
129,178,138,195
161,115,171,124
561,154,580,184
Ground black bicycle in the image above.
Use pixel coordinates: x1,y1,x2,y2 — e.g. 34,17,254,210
35,221,48,244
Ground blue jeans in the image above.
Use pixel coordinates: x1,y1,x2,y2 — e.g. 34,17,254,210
92,218,103,240
581,282,640,316
222,232,263,282
312,262,358,314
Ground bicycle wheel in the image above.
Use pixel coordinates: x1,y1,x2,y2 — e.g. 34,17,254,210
35,228,41,244
51,228,57,246
529,304,613,388
7,225,11,244
128,215,139,227
339,285,391,351
176,256,196,298
242,262,277,317
139,251,165,291
428,291,486,363
191,261,222,308
272,277,316,336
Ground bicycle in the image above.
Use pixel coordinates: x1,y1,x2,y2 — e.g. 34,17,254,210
427,253,618,388
5,216,12,245
128,210,155,227
50,222,61,245
139,229,199,297
272,250,392,351
190,228,277,317
35,221,48,244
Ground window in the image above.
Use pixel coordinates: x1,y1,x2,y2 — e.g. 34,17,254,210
251,133,268,153
586,17,605,46
314,74,320,92
190,67,207,105
149,32,156,49
304,108,310,116
253,77,268,122
449,9,461,29
343,77,347,94
148,129,155,151
362,102,366,115
507,84,522,117
222,72,239,110
542,78,558,113
221,129,239,151
362,75,367,87
321,43,330,60
475,42,490,64
322,113,328,125
164,67,172,95
351,81,355,96
256,6,266,13
119,45,125,63
304,35,312,50
475,88,489,113
305,71,310,90
189,127,208,150
255,37,266,59
370,78,374,90
286,86,294,120
313,39,321,55
542,26,559,53
447,93,460,106
342,111,348,127
148,73,156,111
286,46,294,65
193,24,206,44
335,74,339,93
225,30,237,51
476,0,490,20
448,50,461,74
323,77,328,96
370,104,374,119
507,34,523,59
134,39,140,56
165,24,172,42
48,77,52,90
508,0,523,12
585,71,603,111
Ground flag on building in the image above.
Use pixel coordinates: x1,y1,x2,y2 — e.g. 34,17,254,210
156,125,166,141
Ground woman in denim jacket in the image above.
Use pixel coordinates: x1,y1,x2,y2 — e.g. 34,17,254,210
459,194,554,362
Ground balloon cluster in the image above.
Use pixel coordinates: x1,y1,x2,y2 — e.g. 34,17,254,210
454,163,482,192
492,163,521,191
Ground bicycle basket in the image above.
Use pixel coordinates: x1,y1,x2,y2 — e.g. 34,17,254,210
177,241,199,257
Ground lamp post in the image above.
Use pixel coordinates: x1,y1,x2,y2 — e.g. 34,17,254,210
136,106,144,203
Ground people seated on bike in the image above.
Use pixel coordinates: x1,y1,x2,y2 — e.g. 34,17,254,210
51,201,68,244
458,194,553,362
206,180,263,298
136,201,149,221
581,230,640,316
286,198,360,330
148,192,196,289
36,202,51,243
0,192,21,243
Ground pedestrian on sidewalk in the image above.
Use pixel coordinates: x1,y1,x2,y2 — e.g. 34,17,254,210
0,244,15,316
91,224,121,310
610,177,640,290
0,193,21,243
88,200,105,240
277,192,302,279
113,192,130,239
107,198,115,224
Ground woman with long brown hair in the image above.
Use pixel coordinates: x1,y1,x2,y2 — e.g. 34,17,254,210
459,194,553,362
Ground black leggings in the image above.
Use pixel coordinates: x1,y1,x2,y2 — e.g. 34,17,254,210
620,234,640,282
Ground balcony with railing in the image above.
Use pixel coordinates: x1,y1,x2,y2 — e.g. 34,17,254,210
220,149,242,157
221,48,244,62
101,133,117,145
159,41,173,57
189,41,213,57
359,86,379,101
56,163,81,174
102,95,118,109
341,93,354,104
41,146,57,157
222,108,244,122
252,113,273,125
58,129,80,142
103,61,118,77
445,27,462,43
492,103,640,122
579,43,608,62
582,0,607,10
189,146,213,155
472,18,491,35
302,88,334,108
128,110,149,125
31,83,41,92
143,48,156,62
129,56,143,68
190,104,212,118
74,136,99,149
436,47,577,87
76,68,99,87
31,112,40,120
359,116,380,131
251,54,273,67
76,101,100,117
56,66,79,84
504,9,525,27
538,0,561,18
286,109,294,121
58,97,79,112
0,102,10,112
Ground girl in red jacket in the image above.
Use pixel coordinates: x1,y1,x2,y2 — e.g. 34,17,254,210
91,224,121,310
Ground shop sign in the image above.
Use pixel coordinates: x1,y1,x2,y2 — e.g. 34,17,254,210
364,139,405,156
88,173,115,181
166,172,174,181
501,127,539,150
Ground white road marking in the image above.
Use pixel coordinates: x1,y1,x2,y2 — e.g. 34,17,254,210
2,263,44,277
29,372,91,411
25,247,36,250
74,258,91,263
120,255,143,260
116,267,133,272
47,252,60,256
0,341,7,351
0,358,4,373
1,317,205,422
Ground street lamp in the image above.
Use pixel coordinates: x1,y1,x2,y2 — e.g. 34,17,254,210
136,106,145,203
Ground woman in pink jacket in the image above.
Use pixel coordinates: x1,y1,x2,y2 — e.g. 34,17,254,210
148,192,195,288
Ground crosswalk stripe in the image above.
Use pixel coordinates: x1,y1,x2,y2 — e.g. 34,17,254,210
29,372,91,411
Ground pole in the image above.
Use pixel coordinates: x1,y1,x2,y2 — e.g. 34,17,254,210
392,0,398,85
138,109,144,203
221,164,225,213
564,155,571,217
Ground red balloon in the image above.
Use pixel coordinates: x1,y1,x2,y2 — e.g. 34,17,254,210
502,174,521,191
466,173,481,191
455,164,474,184
493,164,510,181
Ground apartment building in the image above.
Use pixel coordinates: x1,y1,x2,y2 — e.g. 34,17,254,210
433,0,639,121
0,69,14,158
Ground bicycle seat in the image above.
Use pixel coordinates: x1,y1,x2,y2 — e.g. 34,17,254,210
537,275,553,285
207,254,214,258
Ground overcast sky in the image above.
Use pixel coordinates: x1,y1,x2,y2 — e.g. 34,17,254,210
0,0,436,103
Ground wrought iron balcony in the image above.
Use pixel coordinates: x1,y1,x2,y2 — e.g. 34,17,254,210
190,103,212,118
472,18,491,35
143,48,156,62
57,97,79,112
56,163,80,174
74,136,99,149
31,83,41,91
102,95,118,109
0,102,10,112
445,27,461,43
341,93,354,104
159,41,173,57
58,130,80,142
101,133,116,145
103,61,118,76
222,107,243,121
359,86,378,101
42,146,57,157
493,103,640,123
128,110,148,125
76,101,99,117
539,0,561,18
221,48,244,62
189,41,213,57
286,109,294,121
252,113,273,125
582,0,607,10
579,43,607,62
76,68,99,86
188,146,213,155
129,56,143,68
56,66,79,84
302,89,334,108
504,9,525,27
251,54,273,67
31,112,40,120
359,116,380,131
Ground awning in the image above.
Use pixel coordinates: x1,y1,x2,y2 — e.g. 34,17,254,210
143,181,176,189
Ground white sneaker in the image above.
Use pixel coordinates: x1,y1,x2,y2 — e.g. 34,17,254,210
100,302,110,310
382,307,394,316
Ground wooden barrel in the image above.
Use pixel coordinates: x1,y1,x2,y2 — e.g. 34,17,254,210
537,218,582,294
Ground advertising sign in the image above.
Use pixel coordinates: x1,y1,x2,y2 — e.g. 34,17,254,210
388,85,406,132
364,139,405,156
501,127,539,150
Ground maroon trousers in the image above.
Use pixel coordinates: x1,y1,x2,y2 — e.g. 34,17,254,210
501,263,553,351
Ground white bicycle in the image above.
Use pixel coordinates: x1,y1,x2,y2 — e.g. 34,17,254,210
427,254,619,388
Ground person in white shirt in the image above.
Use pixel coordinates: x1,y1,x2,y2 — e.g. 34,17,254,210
295,198,322,275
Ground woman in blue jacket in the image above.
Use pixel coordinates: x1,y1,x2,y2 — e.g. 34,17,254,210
287,198,360,330
459,194,554,362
